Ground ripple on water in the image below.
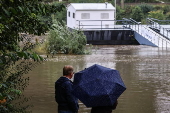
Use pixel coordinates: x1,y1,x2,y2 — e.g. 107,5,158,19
25,45,170,113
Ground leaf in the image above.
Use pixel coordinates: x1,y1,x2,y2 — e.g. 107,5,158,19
10,89,22,95
16,90,22,95
10,0,14,2
43,8,46,14
17,52,24,58
33,52,38,61
7,95,12,100
0,84,2,88
2,84,8,88
0,93,4,100
18,6,23,13
2,7,10,16
39,56,44,61
23,51,29,59
0,59,3,65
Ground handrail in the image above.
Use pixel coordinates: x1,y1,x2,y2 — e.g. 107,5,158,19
162,28,170,39
143,26,169,41
146,18,161,29
146,18,170,39
148,18,170,22
143,26,170,47
123,18,170,47
129,18,141,25
76,19,131,30
122,18,141,32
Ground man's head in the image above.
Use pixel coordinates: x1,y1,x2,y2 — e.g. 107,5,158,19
63,65,74,79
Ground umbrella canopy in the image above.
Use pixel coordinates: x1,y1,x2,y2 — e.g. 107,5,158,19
72,64,126,107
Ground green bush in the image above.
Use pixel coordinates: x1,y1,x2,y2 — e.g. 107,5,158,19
0,0,64,112
131,6,144,22
47,19,87,55
124,6,134,18
162,5,170,14
148,10,165,20
116,6,126,20
165,12,170,20
68,0,105,3
154,5,163,10
139,3,154,14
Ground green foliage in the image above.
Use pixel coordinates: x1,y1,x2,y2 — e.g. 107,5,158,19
47,20,87,55
68,0,105,3
139,3,154,14
0,0,64,52
115,1,170,26
131,6,144,22
162,5,170,14
0,0,64,112
53,5,67,23
166,12,170,20
154,5,163,10
124,6,134,18
33,40,49,54
124,0,165,2
148,10,165,20
0,50,43,113
116,6,126,20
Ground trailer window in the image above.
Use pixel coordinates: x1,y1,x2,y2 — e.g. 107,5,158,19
101,13,109,19
73,13,75,18
81,13,90,19
68,11,70,17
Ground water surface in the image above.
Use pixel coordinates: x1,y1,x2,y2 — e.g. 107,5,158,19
25,45,170,113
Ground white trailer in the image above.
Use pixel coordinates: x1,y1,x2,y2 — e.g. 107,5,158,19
67,3,116,30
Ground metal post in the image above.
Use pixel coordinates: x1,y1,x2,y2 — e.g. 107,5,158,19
115,0,116,25
138,24,139,32
79,20,80,30
158,35,159,47
101,20,102,30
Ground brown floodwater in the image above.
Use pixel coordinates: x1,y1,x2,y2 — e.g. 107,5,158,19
24,45,170,113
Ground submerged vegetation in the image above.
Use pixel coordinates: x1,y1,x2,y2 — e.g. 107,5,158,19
47,19,87,55
33,14,93,56
33,19,91,55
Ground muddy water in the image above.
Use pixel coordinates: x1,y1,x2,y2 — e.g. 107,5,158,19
24,45,170,113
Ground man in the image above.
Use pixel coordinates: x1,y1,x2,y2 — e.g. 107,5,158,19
55,65,79,113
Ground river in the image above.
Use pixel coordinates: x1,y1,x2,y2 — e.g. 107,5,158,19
24,45,170,113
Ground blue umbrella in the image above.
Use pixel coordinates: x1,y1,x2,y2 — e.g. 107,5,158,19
72,64,126,107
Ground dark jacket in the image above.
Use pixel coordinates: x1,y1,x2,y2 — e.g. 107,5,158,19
91,100,118,113
55,76,79,113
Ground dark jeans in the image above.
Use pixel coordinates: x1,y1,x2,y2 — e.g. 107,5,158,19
58,110,76,113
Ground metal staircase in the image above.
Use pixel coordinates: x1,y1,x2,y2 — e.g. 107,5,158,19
123,18,170,48
147,18,170,40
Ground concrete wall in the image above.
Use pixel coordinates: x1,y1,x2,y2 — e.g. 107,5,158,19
84,30,139,45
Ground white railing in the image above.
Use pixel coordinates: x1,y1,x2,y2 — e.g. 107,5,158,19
131,24,170,47
76,20,131,30
147,18,170,39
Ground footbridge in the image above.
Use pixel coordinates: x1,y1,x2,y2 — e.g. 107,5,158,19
75,18,170,47
122,18,170,48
